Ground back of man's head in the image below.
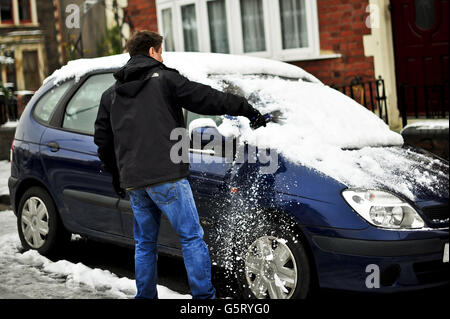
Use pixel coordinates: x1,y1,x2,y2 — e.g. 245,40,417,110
126,31,163,57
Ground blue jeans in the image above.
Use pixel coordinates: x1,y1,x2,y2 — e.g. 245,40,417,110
128,178,216,299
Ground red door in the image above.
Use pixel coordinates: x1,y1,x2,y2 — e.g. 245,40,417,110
391,0,449,119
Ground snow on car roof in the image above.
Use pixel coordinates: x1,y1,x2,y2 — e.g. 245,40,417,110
43,52,321,86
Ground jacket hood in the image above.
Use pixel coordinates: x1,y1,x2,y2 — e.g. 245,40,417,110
113,55,161,97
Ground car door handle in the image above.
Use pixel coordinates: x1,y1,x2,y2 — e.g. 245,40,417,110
47,142,60,152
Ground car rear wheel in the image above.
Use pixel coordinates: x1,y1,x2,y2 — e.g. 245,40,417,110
17,187,70,256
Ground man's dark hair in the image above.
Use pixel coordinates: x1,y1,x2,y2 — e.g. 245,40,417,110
126,31,163,57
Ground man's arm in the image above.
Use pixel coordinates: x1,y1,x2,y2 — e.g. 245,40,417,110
164,69,263,121
94,89,125,198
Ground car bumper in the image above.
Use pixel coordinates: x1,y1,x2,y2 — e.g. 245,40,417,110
304,226,449,292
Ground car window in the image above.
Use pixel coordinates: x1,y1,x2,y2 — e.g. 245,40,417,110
33,80,73,124
186,111,223,131
63,73,115,135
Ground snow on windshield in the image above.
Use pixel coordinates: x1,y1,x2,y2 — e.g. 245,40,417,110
211,75,448,200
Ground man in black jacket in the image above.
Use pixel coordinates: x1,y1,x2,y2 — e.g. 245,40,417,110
94,31,266,299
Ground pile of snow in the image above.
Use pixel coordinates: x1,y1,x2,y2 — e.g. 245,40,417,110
0,210,190,299
0,55,14,64
402,120,449,132
0,161,11,195
1,120,19,128
211,75,444,199
214,75,448,200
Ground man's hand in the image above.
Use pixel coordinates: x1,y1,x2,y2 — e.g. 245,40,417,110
248,108,267,130
112,174,126,199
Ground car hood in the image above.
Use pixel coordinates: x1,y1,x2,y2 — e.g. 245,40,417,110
298,145,449,203
270,145,448,209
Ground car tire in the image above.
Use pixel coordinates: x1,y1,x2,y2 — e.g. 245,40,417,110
17,187,70,256
234,211,311,299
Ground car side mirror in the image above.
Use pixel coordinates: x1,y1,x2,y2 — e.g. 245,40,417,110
188,118,218,136
189,118,237,159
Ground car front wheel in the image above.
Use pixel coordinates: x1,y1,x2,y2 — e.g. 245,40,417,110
235,213,311,299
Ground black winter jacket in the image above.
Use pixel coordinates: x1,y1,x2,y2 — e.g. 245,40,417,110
94,55,258,190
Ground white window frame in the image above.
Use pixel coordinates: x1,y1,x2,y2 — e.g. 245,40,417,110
157,2,180,51
177,0,205,52
200,0,234,53
270,0,320,60
156,0,320,61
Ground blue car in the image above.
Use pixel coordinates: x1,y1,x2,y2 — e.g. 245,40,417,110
8,52,449,299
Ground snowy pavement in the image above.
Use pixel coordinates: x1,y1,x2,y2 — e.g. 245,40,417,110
0,210,191,299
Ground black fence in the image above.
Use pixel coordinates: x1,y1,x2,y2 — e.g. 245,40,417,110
0,93,18,125
398,83,449,127
332,76,389,125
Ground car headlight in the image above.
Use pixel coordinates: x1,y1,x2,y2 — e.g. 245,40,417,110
342,189,425,229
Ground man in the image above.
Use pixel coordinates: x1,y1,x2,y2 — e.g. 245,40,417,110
94,31,266,299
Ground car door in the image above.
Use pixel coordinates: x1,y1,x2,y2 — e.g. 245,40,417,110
118,111,236,251
40,73,124,236
185,111,236,247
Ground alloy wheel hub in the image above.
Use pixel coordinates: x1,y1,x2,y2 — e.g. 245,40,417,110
245,236,298,299
21,197,49,249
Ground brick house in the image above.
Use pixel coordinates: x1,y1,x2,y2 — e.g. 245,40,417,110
126,0,449,131
0,0,63,91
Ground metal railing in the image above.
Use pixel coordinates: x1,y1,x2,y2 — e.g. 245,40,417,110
0,90,19,125
398,83,449,127
332,76,389,125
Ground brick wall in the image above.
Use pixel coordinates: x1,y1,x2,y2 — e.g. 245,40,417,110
126,0,375,87
294,0,375,87
127,0,158,32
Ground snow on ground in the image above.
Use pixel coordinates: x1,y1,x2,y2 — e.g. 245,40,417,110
402,120,449,132
0,210,191,299
0,121,19,128
0,161,10,195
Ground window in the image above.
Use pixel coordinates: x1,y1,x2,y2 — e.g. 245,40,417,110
240,0,266,53
279,0,308,49
0,0,13,23
207,0,229,53
186,111,223,131
18,0,31,22
33,81,73,124
63,73,115,135
22,50,40,90
157,0,320,61
415,0,436,30
181,4,199,51
161,8,176,51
